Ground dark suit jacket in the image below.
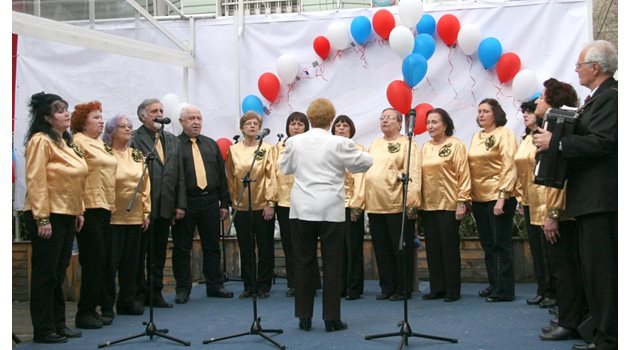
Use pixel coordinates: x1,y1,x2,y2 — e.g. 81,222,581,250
562,77,618,217
131,125,187,220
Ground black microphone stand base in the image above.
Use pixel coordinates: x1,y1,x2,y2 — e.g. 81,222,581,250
202,317,284,349
98,321,191,348
365,320,457,350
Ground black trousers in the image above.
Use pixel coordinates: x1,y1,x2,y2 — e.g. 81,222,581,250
290,219,343,320
523,206,555,298
136,217,171,298
471,198,517,299
543,220,586,329
76,208,110,316
341,208,365,297
26,212,76,338
102,224,142,310
234,209,275,293
172,195,224,293
420,210,461,298
276,206,296,289
576,212,617,350
368,213,416,296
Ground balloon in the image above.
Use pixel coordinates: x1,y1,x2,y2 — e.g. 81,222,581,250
241,95,265,115
174,102,189,119
436,14,460,47
313,36,331,60
386,80,413,114
398,0,424,28
478,37,502,69
373,9,396,40
216,138,233,161
350,16,372,45
496,52,521,83
389,26,415,59
402,53,428,88
416,14,436,35
457,24,482,56
326,21,350,51
413,103,433,135
512,69,539,101
413,33,436,59
161,93,181,119
276,54,299,85
257,72,280,103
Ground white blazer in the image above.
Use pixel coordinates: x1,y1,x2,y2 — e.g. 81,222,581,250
280,128,373,222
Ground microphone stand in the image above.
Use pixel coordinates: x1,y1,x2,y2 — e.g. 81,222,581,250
365,110,457,350
203,133,285,350
99,125,190,348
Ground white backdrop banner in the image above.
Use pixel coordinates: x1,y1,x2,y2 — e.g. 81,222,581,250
14,0,590,209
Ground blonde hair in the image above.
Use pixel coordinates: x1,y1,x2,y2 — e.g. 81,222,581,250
306,98,336,128
239,111,263,129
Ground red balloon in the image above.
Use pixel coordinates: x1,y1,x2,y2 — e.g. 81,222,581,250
373,9,396,40
313,36,331,60
413,103,433,135
496,52,521,83
386,80,413,115
216,137,233,161
258,72,280,103
436,14,460,47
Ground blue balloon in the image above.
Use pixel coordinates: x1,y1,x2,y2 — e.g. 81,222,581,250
402,53,428,88
416,14,436,35
350,16,372,45
241,95,265,115
478,37,502,69
413,33,436,60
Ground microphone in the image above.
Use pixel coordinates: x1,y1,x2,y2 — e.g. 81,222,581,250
276,133,284,142
256,128,271,140
232,135,240,144
407,109,416,135
153,117,172,125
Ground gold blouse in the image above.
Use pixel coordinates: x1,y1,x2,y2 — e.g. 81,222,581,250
226,141,278,211
344,143,367,209
365,135,421,214
24,133,88,219
274,141,294,208
110,147,151,225
73,132,117,211
420,137,471,211
514,134,535,205
468,126,517,202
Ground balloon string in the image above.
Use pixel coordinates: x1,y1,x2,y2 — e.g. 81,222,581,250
286,83,295,110
425,77,435,95
333,50,344,61
354,44,368,68
493,76,505,99
315,61,328,81
467,55,477,106
447,47,458,98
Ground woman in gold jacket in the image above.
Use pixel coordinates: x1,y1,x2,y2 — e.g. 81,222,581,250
420,108,471,302
24,92,88,344
332,114,367,300
226,112,278,299
468,98,518,302
70,101,118,329
365,108,421,301
101,114,151,318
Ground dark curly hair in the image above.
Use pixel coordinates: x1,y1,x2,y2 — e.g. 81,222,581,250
427,108,455,136
71,100,102,134
477,98,507,127
542,78,579,108
285,111,309,137
25,92,72,147
331,114,356,138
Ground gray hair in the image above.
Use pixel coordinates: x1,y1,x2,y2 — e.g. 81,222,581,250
103,114,132,146
584,40,618,75
137,98,161,122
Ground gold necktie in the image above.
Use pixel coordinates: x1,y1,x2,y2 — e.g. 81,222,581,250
191,137,207,189
155,133,165,163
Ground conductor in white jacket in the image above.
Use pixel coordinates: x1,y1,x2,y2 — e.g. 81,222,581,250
280,98,373,332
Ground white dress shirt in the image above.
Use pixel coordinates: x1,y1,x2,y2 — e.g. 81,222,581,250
280,128,373,222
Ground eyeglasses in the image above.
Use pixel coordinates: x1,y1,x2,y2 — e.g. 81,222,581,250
379,115,398,121
243,121,260,127
575,61,596,68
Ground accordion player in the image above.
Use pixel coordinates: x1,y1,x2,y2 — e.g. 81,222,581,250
533,107,579,188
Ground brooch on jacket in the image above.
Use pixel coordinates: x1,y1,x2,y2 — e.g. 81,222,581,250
439,143,453,158
72,144,85,158
484,135,496,150
103,143,114,155
131,148,144,163
388,142,401,153
254,148,266,161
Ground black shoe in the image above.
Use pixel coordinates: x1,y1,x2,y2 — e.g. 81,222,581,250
258,290,270,299
207,288,234,298
376,293,391,300
539,326,580,341
99,310,114,325
485,295,515,302
527,295,544,305
175,290,190,304
75,313,103,329
239,290,254,299
324,320,348,332
572,343,596,350
539,297,557,309
286,288,295,297
150,294,174,308
390,293,405,301
549,305,558,315
422,292,445,300
298,318,312,331
444,295,461,302
33,332,67,344
56,327,82,338
116,303,144,315
478,287,493,297
542,324,558,333
345,294,361,300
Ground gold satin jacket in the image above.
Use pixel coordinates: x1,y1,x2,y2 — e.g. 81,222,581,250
73,132,117,211
274,140,294,208
110,147,151,225
226,142,278,211
344,143,367,210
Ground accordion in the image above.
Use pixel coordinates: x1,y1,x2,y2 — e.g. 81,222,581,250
533,108,579,189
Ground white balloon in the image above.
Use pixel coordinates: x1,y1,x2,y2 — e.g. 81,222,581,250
161,93,181,119
326,21,350,51
398,0,423,28
457,24,482,56
512,69,539,101
276,54,299,85
389,26,414,59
